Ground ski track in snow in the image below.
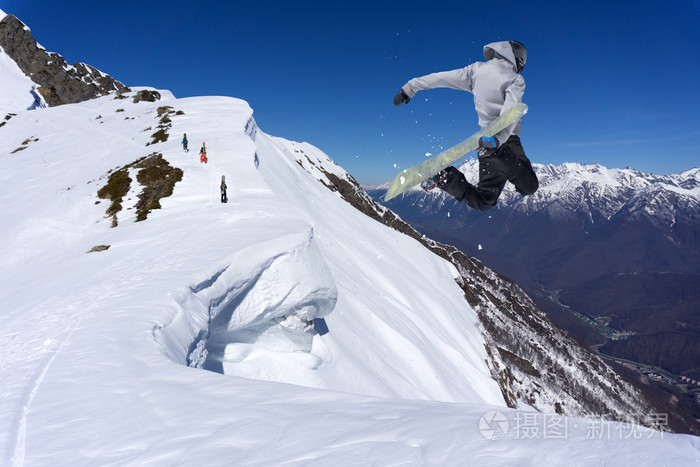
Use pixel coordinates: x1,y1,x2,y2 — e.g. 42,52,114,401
7,315,80,466
1,284,109,466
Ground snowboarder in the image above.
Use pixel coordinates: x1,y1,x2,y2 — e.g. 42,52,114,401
200,142,207,163
182,133,189,152
393,40,538,211
220,175,227,203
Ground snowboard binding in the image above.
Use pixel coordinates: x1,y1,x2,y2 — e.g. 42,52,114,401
420,169,448,192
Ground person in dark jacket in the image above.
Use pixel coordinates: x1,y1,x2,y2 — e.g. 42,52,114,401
394,40,538,211
220,175,227,203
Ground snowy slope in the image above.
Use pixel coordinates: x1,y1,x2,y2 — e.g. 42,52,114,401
1,47,699,465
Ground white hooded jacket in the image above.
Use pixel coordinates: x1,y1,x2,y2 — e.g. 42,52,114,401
401,41,525,145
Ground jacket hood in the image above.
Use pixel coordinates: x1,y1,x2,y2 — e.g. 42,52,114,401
483,41,519,72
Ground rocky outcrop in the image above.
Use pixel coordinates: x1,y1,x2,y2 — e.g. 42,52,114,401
0,13,126,106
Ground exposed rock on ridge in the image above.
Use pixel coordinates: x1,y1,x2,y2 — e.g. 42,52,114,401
0,13,126,106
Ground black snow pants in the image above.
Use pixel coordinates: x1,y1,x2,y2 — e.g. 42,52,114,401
439,135,538,211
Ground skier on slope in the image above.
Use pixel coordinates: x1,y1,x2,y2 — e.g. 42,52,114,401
182,133,189,152
200,142,207,163
393,40,538,211
220,175,228,203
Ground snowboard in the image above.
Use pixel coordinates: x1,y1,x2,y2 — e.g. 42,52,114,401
384,103,528,201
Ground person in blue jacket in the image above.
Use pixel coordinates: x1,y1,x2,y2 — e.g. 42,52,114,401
182,133,188,152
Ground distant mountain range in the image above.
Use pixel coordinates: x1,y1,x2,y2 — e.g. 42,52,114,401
366,160,700,384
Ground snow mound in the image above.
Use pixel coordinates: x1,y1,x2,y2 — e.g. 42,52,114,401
155,226,337,379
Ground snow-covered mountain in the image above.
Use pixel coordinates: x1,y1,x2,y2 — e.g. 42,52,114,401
371,158,700,223
368,159,699,290
367,159,699,329
1,9,699,465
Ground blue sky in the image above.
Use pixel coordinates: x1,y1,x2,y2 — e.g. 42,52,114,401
3,0,699,184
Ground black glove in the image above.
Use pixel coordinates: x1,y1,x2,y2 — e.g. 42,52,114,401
477,136,499,157
393,89,410,106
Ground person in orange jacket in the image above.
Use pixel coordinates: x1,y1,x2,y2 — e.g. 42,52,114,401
200,142,207,163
